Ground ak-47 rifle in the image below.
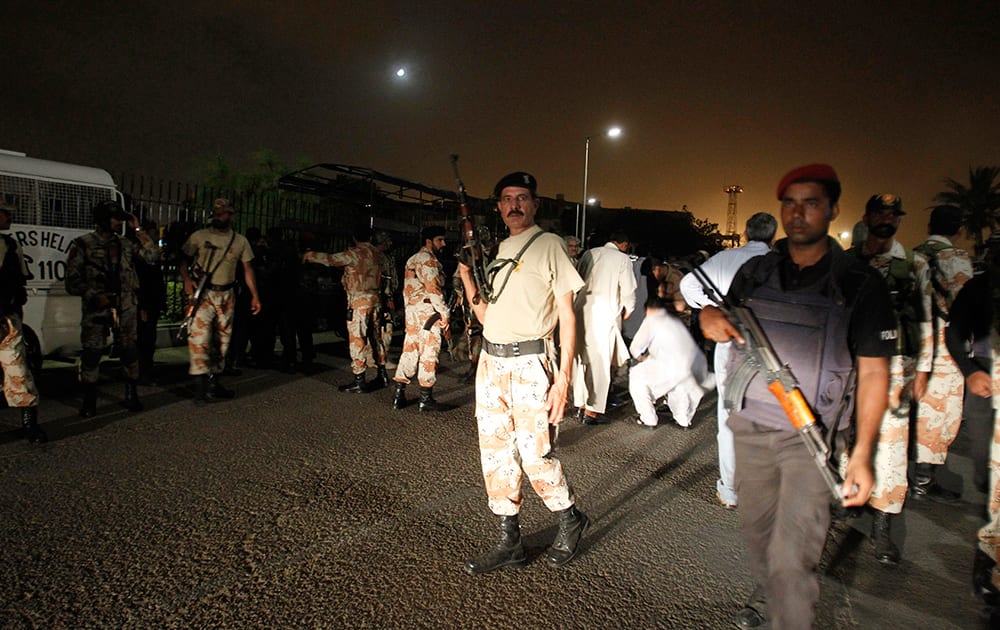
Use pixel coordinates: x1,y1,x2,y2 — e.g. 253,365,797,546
177,242,217,341
450,154,492,304
690,264,847,502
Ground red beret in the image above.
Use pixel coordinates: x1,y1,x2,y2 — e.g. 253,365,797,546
776,164,839,200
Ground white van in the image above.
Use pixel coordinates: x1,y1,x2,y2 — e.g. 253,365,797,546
0,150,123,357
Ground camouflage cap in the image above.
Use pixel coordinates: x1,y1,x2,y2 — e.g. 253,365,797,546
213,198,235,213
865,193,905,216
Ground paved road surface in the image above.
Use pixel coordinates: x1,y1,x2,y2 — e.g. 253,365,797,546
0,336,989,628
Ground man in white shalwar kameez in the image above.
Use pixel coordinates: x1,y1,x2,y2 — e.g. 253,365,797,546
572,231,637,423
629,296,715,427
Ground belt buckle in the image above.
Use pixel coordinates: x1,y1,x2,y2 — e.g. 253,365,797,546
511,342,520,357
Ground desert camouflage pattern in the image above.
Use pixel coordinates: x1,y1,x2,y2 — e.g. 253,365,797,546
0,314,38,407
868,354,915,514
861,244,932,515
393,247,448,387
187,289,235,375
66,231,158,383
977,333,1000,586
915,241,973,464
475,347,575,515
304,243,381,375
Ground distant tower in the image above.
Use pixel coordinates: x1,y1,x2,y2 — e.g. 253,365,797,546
724,184,743,247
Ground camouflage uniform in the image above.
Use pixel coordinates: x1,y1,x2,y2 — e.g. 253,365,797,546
0,235,38,408
849,240,933,515
304,242,381,375
394,246,448,387
978,334,1000,591
913,237,973,464
182,228,254,376
65,230,158,383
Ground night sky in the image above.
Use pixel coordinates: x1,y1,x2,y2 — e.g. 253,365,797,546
4,1,998,246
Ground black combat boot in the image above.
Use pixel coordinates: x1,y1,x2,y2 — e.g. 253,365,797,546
910,462,960,504
80,384,98,418
418,386,447,412
207,373,235,400
392,382,407,410
123,379,143,412
464,515,527,575
545,505,590,567
365,367,389,391
338,373,367,393
21,407,47,444
871,510,900,566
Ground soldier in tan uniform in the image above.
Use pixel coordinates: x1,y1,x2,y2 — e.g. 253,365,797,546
911,205,973,503
0,204,45,442
458,172,589,575
847,193,933,565
303,224,382,393
391,226,449,412
66,200,159,416
179,199,260,403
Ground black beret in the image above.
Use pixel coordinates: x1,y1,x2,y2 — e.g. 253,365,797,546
493,172,537,198
421,225,446,242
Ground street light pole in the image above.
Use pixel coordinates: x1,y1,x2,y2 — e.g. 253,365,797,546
579,126,622,244
579,136,591,241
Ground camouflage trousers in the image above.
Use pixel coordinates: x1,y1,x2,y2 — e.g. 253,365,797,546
0,313,38,407
346,299,379,376
187,289,235,376
393,305,441,387
914,333,965,465
869,354,915,515
474,346,575,516
80,305,139,384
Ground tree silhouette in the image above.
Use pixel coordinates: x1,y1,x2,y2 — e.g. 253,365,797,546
934,166,1000,255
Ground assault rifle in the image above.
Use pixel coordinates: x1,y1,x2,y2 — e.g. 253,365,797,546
689,265,846,502
450,154,492,303
177,242,217,341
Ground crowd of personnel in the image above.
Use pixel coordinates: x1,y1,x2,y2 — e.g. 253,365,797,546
1,162,998,628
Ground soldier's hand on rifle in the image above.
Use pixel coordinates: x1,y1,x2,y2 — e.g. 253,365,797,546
699,305,744,344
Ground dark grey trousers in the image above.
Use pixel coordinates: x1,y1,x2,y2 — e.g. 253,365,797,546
731,414,835,630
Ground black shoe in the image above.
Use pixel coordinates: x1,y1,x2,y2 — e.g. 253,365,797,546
79,384,98,418
21,407,47,444
418,387,450,412
392,382,407,410
607,394,627,410
123,380,143,412
582,412,609,425
872,510,900,566
222,366,243,377
464,515,527,575
338,374,367,393
365,368,390,391
910,463,960,504
974,549,999,605
734,587,767,629
545,506,589,567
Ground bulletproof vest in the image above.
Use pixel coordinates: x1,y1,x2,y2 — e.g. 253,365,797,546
848,245,921,356
727,254,858,432
913,240,955,320
0,234,27,310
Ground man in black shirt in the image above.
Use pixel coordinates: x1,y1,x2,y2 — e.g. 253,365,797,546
700,164,896,629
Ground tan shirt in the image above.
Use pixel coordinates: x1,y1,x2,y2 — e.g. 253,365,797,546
482,226,583,344
182,228,254,285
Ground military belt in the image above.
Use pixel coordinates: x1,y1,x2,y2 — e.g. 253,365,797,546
207,282,236,292
483,338,545,358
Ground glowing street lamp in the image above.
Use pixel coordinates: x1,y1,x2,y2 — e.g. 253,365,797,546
580,126,623,241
